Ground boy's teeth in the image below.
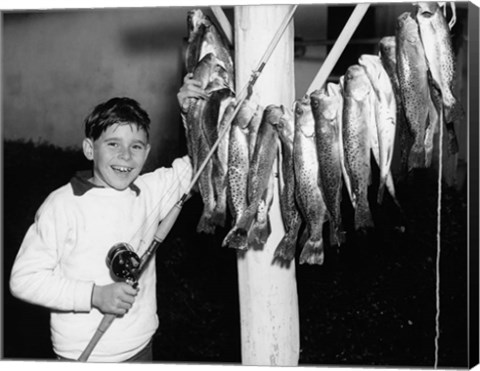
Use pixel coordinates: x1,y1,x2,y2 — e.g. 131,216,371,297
113,166,131,173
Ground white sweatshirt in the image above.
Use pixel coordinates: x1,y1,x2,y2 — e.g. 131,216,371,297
10,156,192,362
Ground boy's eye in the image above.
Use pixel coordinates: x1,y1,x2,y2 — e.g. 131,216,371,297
108,142,119,148
132,144,145,150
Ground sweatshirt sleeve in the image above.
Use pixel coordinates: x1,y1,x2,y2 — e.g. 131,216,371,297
9,193,94,312
157,155,193,220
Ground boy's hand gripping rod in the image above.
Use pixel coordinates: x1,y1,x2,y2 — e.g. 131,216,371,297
78,5,297,362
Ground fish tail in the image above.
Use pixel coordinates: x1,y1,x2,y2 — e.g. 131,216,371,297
222,226,249,250
408,146,426,171
196,212,216,234
247,217,271,251
212,197,227,227
354,203,374,233
377,177,386,204
299,238,324,265
329,221,346,247
274,237,297,262
274,221,301,261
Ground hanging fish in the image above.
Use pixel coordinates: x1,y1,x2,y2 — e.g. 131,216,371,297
378,36,412,178
396,12,437,170
274,107,302,261
184,9,234,89
310,83,346,247
293,96,327,265
247,104,264,162
211,96,236,227
358,54,400,207
222,100,256,249
415,2,461,158
247,172,275,250
228,105,283,250
185,9,207,74
415,2,463,128
184,53,232,234
342,65,374,232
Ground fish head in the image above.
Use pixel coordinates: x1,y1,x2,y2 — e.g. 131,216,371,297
264,104,284,127
235,100,255,130
211,61,233,90
311,89,338,128
326,82,341,98
276,106,295,143
396,12,420,44
187,9,207,42
379,36,396,63
344,65,371,101
294,97,315,137
309,89,324,113
358,54,382,78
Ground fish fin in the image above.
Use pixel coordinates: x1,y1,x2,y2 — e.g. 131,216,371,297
274,237,297,262
299,238,324,265
329,221,346,246
222,226,249,250
408,147,426,171
247,217,271,251
354,204,374,233
211,205,227,227
196,213,216,234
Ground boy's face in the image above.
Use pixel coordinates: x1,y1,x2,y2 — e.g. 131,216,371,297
83,123,151,191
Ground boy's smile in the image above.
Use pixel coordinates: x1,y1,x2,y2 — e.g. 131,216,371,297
83,123,151,191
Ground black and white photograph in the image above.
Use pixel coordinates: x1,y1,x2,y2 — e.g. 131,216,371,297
1,1,479,368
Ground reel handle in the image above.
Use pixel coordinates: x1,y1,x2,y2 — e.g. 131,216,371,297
106,243,141,283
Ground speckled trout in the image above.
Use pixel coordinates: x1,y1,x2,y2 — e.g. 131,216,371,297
310,83,346,247
342,65,374,232
222,99,255,250
358,54,399,206
274,107,302,261
396,12,436,170
184,53,231,234
415,2,463,127
293,96,327,265
230,105,282,250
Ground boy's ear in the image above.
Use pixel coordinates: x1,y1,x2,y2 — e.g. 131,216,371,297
82,138,94,160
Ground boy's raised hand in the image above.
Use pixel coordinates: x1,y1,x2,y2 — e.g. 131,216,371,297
91,282,139,316
177,73,208,112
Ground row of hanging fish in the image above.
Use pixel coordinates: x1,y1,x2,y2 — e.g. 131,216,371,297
388,2,462,173
181,5,463,265
182,9,235,234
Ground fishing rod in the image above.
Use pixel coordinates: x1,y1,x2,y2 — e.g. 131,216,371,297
78,5,298,362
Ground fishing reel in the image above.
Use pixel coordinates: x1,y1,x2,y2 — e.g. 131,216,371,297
106,243,141,285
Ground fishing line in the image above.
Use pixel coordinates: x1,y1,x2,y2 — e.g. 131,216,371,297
434,105,444,369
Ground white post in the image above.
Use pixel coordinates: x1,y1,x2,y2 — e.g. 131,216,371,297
234,5,300,366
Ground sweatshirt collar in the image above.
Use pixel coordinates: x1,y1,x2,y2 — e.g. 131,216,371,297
70,170,140,196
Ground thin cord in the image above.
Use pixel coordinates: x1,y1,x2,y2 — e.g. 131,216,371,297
434,109,444,369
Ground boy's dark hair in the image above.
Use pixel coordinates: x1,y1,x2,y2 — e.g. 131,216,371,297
84,97,151,141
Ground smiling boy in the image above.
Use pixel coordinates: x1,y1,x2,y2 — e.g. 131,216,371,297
9,97,193,362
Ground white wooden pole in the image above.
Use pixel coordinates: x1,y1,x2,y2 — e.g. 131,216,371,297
234,5,299,366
